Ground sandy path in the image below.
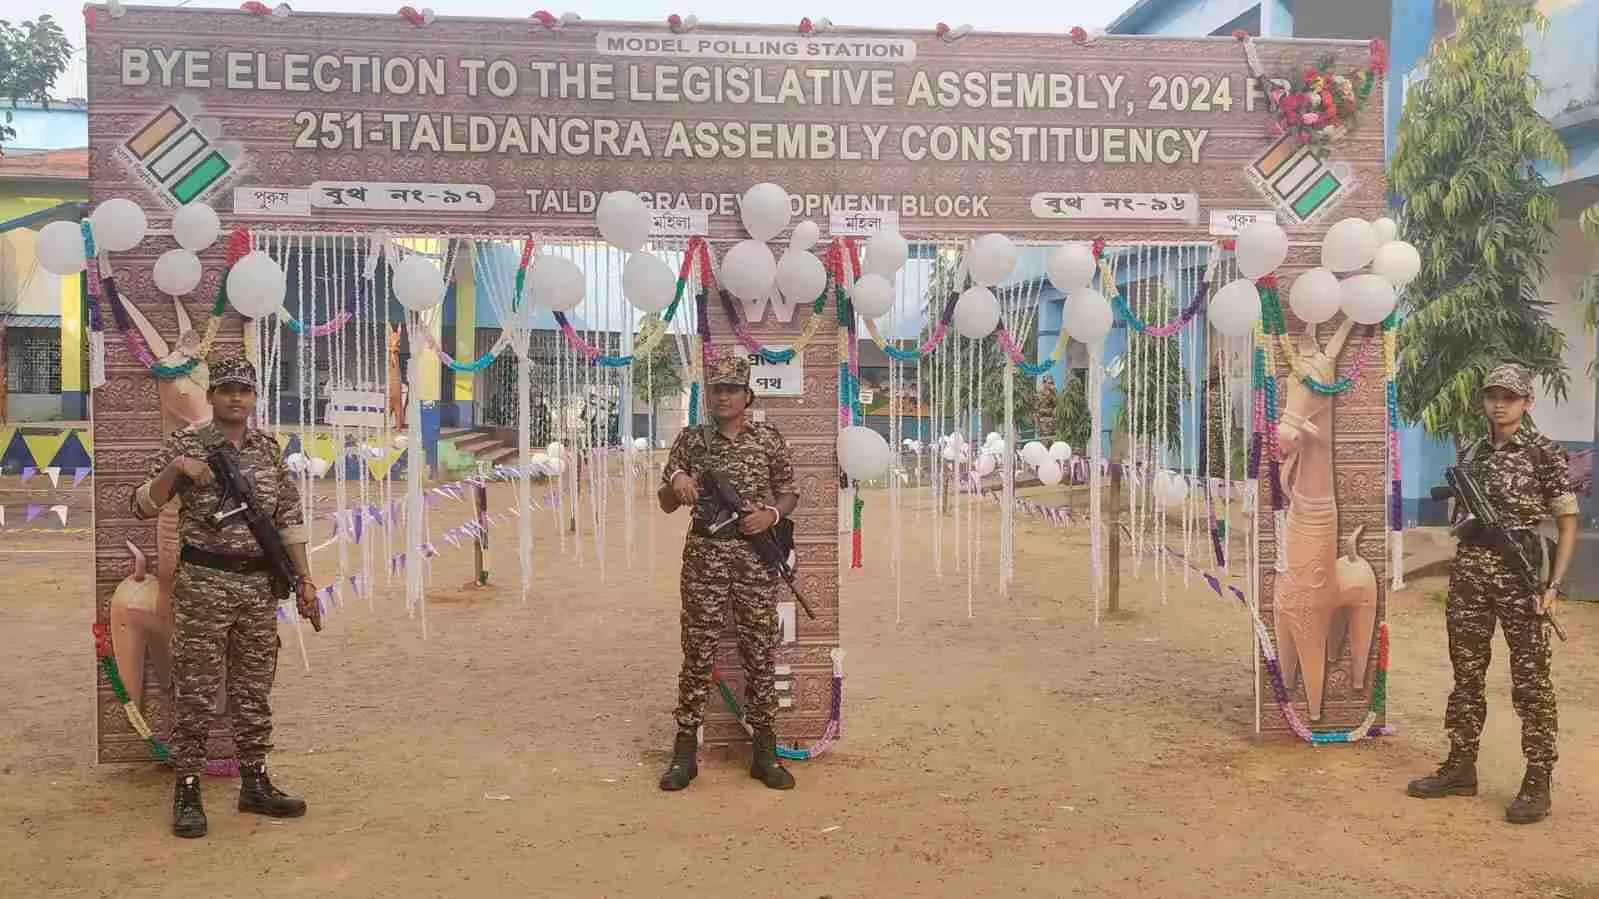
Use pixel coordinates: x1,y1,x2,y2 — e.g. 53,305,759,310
1,478,1596,898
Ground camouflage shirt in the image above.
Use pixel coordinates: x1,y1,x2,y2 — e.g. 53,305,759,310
133,423,308,554
1456,428,1579,530
663,420,798,530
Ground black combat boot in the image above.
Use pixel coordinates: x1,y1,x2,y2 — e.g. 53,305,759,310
238,761,308,818
1405,752,1478,798
659,729,699,791
1505,767,1552,824
172,774,207,838
749,727,795,790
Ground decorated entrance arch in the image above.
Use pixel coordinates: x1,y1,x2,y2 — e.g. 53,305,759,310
82,5,1391,762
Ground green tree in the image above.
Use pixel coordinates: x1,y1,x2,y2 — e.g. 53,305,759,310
1115,281,1190,453
631,329,684,443
1055,371,1092,451
0,15,73,152
1391,0,1569,441
914,249,1036,434
1580,204,1599,339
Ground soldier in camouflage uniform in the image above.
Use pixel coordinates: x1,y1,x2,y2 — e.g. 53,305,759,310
1406,364,1578,824
1033,375,1058,442
132,357,321,838
656,350,800,791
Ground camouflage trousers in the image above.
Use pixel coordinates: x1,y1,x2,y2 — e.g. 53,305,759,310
1034,414,1057,442
675,537,782,731
1445,550,1557,769
169,563,281,776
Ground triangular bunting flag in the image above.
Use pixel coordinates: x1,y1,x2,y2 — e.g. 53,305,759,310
72,467,91,488
20,467,36,485
25,504,43,523
0,505,6,527
44,467,61,489
51,505,68,526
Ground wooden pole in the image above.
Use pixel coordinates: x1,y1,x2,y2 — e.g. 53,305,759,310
1109,427,1125,613
472,462,489,586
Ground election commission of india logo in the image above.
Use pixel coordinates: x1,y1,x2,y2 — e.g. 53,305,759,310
1245,135,1355,226
115,96,247,210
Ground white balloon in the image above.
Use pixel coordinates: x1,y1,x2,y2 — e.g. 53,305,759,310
393,254,445,311
1154,471,1188,509
851,274,895,318
721,239,777,300
632,437,649,451
153,249,203,296
35,220,86,275
1209,278,1262,337
286,452,309,474
528,254,585,312
595,191,653,253
1063,288,1114,344
1037,459,1065,487
862,230,909,277
1288,267,1342,325
974,453,998,476
89,198,148,252
226,251,286,318
966,233,1017,286
1340,274,1398,325
1372,217,1399,244
775,249,827,304
547,441,565,458
1048,441,1073,462
1235,220,1289,279
308,456,332,478
941,445,959,461
952,285,1000,338
1371,241,1422,288
393,434,408,449
1047,242,1098,290
172,203,221,252
1021,441,1049,466
739,183,791,242
547,456,567,475
621,252,676,313
1321,217,1380,272
837,425,891,480
788,220,820,251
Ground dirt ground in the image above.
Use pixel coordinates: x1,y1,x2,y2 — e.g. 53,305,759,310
2,477,1597,899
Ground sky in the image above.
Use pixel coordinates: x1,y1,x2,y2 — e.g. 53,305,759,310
38,0,1124,98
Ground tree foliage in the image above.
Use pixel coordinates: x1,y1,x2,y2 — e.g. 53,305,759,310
0,15,73,152
1391,0,1569,442
915,249,1036,434
630,329,684,408
1580,203,1599,338
1055,371,1092,451
1114,282,1190,452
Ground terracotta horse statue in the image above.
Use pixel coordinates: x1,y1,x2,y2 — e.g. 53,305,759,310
109,297,212,713
386,325,405,430
1273,318,1380,722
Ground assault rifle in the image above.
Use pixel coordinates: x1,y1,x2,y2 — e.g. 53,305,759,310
700,469,816,620
1432,465,1565,641
204,446,322,632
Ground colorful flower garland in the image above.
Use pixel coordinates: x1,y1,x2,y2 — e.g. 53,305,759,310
91,623,238,776
713,647,844,760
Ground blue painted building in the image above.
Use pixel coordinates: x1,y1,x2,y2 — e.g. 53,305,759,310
1108,0,1599,524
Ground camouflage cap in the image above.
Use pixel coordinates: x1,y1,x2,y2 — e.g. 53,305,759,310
209,356,258,389
1483,363,1532,398
704,350,751,387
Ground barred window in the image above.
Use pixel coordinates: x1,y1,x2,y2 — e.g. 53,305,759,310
4,328,61,394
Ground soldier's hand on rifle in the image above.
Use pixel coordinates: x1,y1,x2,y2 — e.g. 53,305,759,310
670,471,698,506
738,505,779,535
296,576,323,632
169,456,213,487
1539,586,1561,618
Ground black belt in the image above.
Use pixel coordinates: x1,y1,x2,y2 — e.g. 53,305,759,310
181,545,271,574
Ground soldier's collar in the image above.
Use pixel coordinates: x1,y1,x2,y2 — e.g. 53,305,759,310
1482,426,1535,452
